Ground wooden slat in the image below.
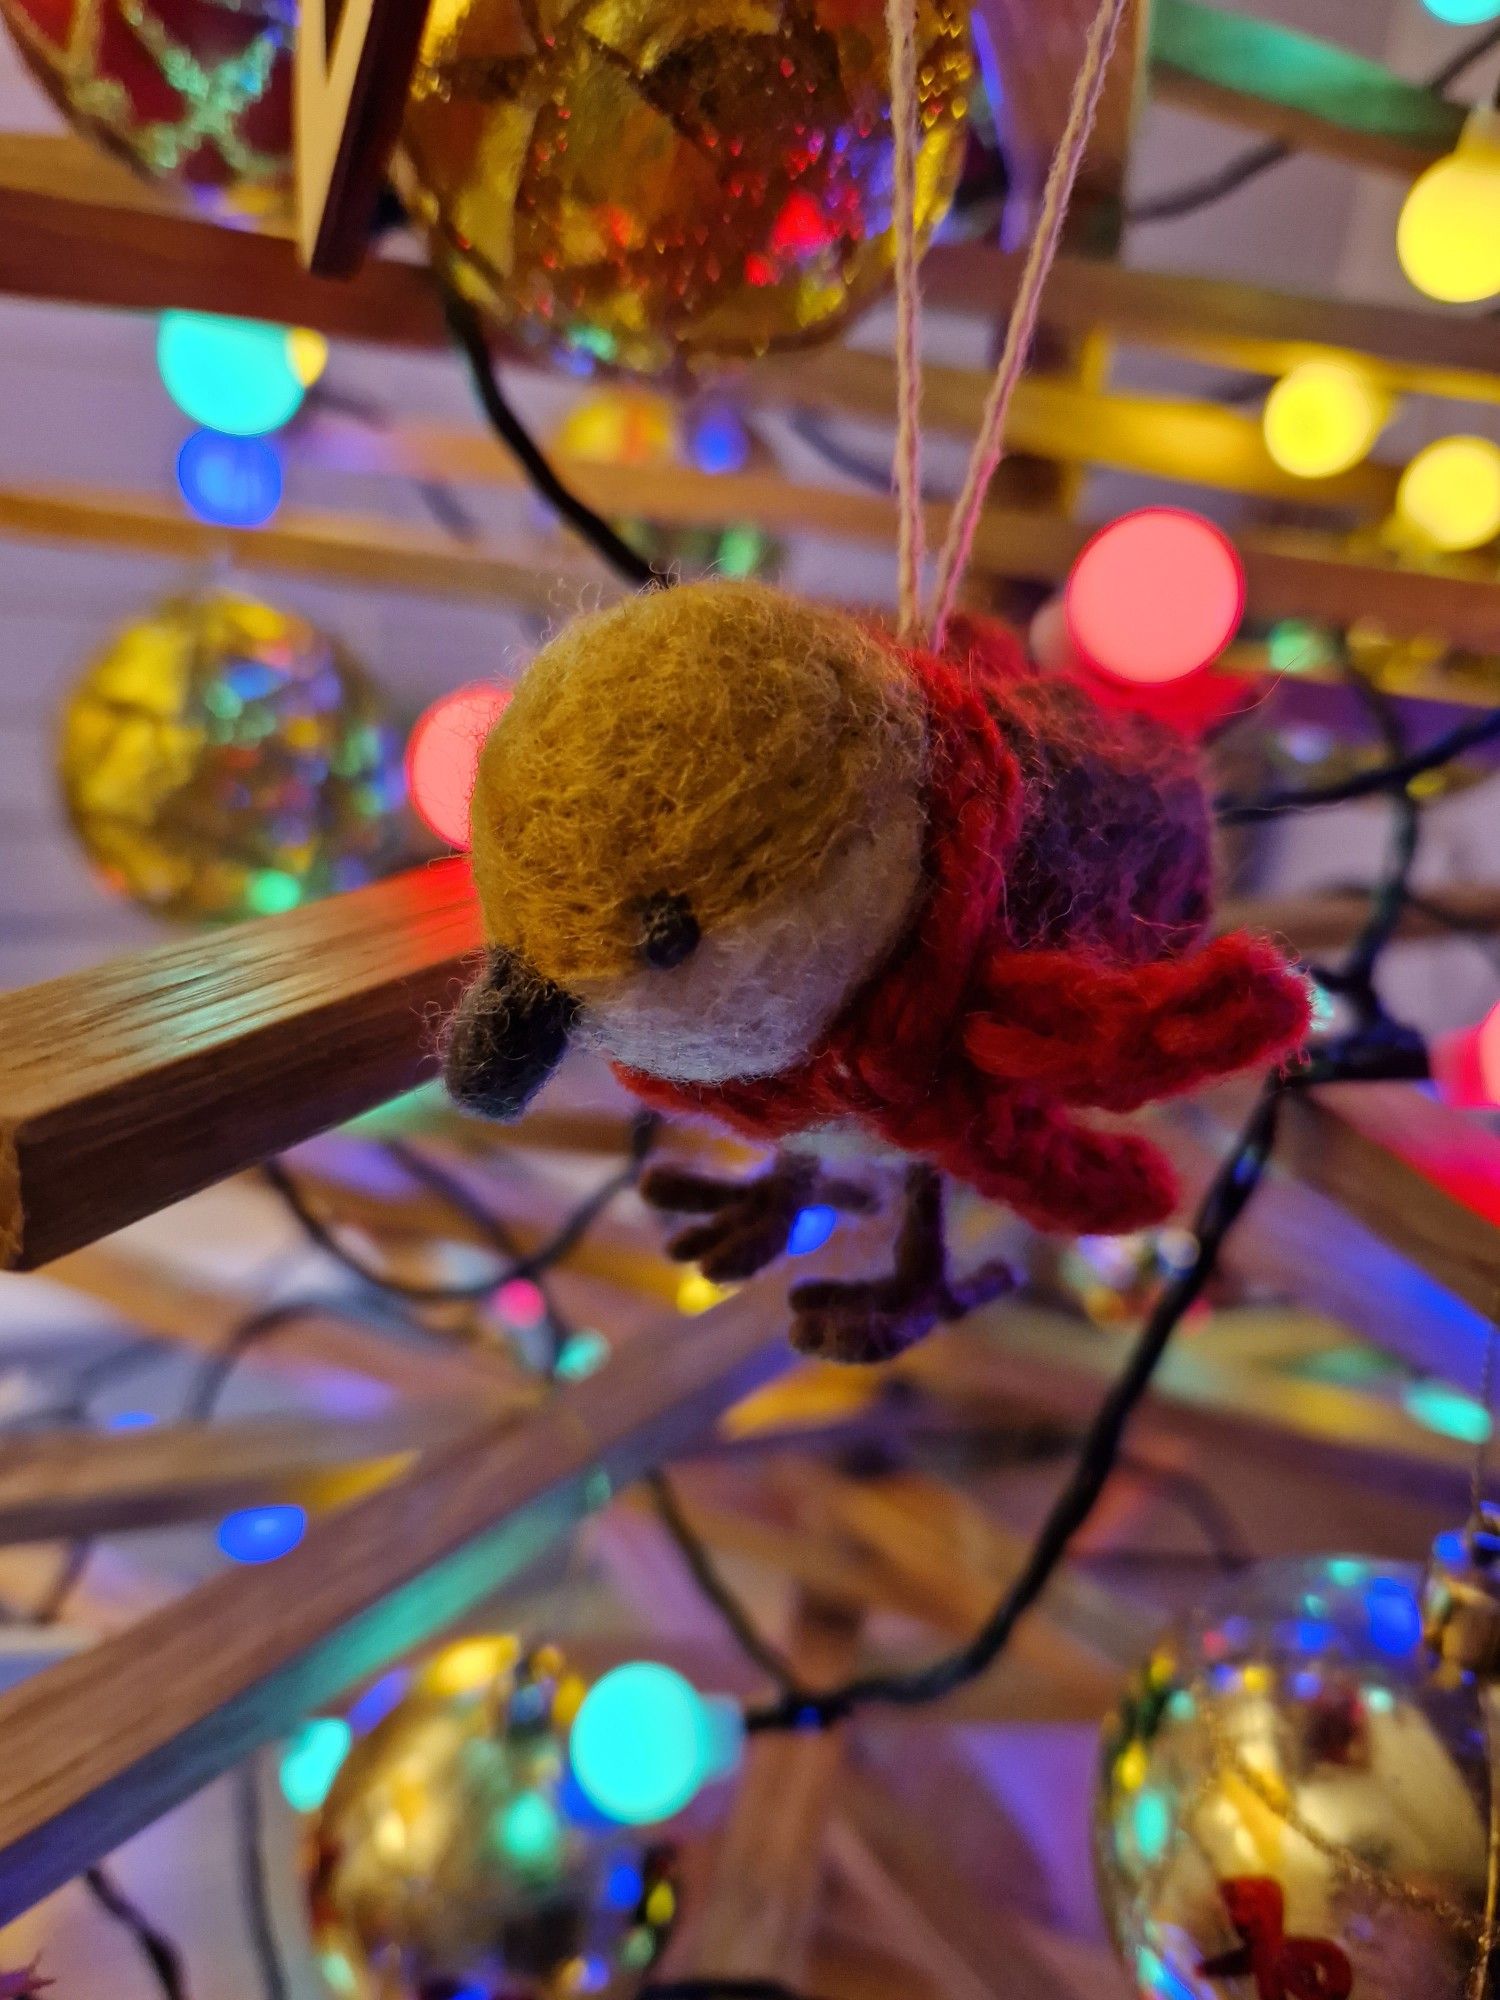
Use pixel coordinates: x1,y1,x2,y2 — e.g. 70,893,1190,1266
0,1403,492,1546
1150,0,1465,176
0,486,597,613
299,383,1396,515
0,135,447,342
973,0,1149,249
0,862,481,1272
1278,1084,1500,1320
659,1593,860,1986
0,1284,790,1922
1156,1110,1494,1386
294,0,427,274
745,347,1395,509
920,246,1500,409
5,135,1499,412
11,474,1500,654
902,1308,1476,1507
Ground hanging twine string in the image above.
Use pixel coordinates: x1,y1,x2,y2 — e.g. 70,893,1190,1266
927,0,1131,650
886,0,925,640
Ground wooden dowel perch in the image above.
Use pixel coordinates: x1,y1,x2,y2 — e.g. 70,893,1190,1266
0,1285,791,1922
0,861,481,1271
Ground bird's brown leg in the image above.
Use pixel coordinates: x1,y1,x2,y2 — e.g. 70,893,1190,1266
789,1164,1016,1365
641,1151,874,1285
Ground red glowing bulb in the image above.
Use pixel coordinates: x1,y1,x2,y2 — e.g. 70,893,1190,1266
406,683,510,850
1065,508,1246,687
1432,1002,1500,1110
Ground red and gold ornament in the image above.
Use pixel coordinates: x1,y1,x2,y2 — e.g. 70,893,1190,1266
1,0,292,212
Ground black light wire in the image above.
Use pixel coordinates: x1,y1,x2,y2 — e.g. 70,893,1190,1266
1128,17,1500,226
81,1870,191,2000
443,288,671,590
1217,707,1500,823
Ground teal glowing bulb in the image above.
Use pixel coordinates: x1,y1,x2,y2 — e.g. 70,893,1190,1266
157,314,308,437
569,1663,738,1826
279,1717,352,1812
495,1790,564,1874
1423,0,1500,21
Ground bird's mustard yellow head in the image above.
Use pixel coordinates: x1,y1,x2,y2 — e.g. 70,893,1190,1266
446,580,928,1116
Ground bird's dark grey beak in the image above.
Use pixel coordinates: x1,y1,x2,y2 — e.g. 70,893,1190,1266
442,948,578,1120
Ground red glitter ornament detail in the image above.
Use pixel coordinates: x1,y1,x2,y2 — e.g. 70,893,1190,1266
1199,1878,1353,2000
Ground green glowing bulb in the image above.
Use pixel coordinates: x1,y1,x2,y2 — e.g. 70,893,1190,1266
569,1663,738,1825
496,1790,564,1874
247,869,302,916
280,1717,352,1813
157,313,308,438
1131,1787,1172,1862
556,1329,611,1381
1402,1380,1493,1445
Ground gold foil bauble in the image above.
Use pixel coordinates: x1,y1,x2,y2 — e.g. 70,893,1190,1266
306,1637,676,2000
1095,1557,1499,2000
0,0,293,215
397,0,972,376
58,592,403,923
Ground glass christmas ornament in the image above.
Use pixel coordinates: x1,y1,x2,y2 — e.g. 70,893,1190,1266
305,1637,677,2000
57,591,403,922
0,0,293,215
396,0,972,377
1095,1548,1500,2000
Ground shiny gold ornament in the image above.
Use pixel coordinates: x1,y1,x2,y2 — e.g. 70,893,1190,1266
306,1636,677,2000
1095,1555,1500,2000
397,0,972,376
58,591,403,923
0,0,293,217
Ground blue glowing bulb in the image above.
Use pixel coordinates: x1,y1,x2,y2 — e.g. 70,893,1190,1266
569,1663,740,1826
689,403,751,475
158,314,307,437
787,1204,837,1257
1364,1576,1423,1657
603,1856,644,1910
105,1409,157,1431
218,1503,306,1564
176,431,283,528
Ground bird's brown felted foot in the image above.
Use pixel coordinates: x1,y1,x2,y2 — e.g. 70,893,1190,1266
641,1151,873,1284
789,1165,1016,1364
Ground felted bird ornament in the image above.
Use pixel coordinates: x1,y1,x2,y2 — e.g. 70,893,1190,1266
443,580,1311,1362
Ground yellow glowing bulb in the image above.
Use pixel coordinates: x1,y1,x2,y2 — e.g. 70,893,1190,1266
1262,363,1386,478
677,1269,735,1316
1397,113,1500,304
286,327,329,387
1397,436,1500,552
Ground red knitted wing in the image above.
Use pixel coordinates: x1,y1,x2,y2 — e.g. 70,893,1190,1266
964,933,1311,1114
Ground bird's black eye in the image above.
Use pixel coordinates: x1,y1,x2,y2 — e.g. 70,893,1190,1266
640,891,701,970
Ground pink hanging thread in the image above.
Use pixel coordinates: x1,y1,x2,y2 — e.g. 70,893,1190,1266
927,0,1132,650
885,0,925,641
